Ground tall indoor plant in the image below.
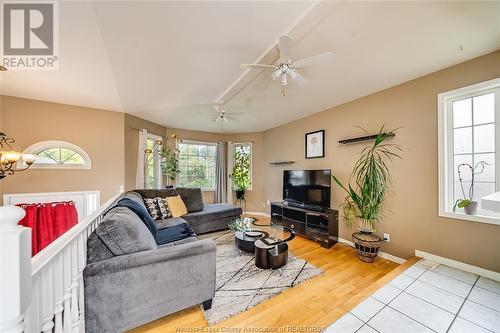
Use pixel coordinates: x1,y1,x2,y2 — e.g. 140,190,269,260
332,126,402,262
232,146,251,199
160,147,180,186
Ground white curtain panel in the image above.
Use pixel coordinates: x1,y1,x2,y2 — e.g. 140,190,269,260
215,142,227,203
135,128,148,189
226,141,234,204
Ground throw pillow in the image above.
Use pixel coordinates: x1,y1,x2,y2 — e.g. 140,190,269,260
166,195,188,218
144,198,161,220
156,197,172,219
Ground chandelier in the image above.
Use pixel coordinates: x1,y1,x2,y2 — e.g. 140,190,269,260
0,132,37,179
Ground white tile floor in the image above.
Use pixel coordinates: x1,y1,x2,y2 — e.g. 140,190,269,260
324,260,500,333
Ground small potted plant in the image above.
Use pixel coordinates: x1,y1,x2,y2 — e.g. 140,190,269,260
232,146,251,199
332,126,402,263
160,147,180,187
453,161,489,215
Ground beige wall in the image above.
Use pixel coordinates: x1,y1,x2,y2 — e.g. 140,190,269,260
261,51,500,271
0,96,125,204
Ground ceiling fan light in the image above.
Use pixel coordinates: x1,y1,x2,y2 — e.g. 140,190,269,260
272,69,281,80
287,68,297,80
281,74,288,86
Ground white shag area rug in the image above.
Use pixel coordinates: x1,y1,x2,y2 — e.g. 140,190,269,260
198,230,323,325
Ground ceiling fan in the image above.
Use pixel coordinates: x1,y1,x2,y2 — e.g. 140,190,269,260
213,103,240,123
241,35,334,95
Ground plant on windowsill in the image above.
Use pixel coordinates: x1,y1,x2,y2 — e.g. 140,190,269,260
453,161,489,215
232,146,251,199
160,147,180,186
332,126,402,263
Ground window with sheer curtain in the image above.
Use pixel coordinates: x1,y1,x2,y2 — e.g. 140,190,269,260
438,78,500,224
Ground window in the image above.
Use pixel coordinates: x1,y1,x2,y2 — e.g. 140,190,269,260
22,141,91,169
177,141,217,190
233,142,252,190
438,78,500,225
145,134,162,189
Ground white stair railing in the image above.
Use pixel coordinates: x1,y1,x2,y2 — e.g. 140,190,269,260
0,191,122,333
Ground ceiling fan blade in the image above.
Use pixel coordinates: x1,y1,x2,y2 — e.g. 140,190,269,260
278,35,292,63
292,71,309,86
293,52,335,68
225,115,240,122
241,64,277,70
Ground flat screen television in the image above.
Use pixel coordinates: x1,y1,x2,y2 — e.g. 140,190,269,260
283,169,331,211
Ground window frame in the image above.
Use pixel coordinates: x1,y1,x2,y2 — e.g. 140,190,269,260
176,140,217,191
145,133,163,190
438,77,500,226
21,140,92,169
233,142,253,191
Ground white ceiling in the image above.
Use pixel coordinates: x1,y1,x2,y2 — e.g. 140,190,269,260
1,1,499,133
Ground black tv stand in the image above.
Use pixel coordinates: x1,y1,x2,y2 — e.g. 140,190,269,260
270,202,338,248
286,201,325,212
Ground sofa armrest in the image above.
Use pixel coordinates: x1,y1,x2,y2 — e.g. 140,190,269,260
83,239,217,332
84,238,216,276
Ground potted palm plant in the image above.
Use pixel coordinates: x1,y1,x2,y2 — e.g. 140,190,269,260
232,146,251,199
332,126,402,263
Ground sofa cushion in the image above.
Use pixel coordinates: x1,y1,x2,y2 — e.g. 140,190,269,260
144,198,161,220
157,197,172,219
176,187,204,212
122,191,146,207
182,203,242,225
134,189,177,199
87,232,115,263
166,195,188,218
158,236,198,247
155,217,189,230
96,206,157,256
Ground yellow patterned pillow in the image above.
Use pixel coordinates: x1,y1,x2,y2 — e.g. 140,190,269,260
166,195,188,218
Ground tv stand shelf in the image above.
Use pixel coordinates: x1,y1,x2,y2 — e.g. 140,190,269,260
270,202,338,248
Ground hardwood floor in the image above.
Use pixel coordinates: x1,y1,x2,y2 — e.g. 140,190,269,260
128,223,415,333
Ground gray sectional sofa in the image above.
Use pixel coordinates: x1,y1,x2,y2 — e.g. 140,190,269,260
83,188,242,333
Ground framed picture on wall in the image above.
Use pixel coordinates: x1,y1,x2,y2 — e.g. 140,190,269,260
305,130,325,159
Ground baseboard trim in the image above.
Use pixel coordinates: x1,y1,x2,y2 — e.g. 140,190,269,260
245,211,270,217
338,238,406,264
415,249,500,282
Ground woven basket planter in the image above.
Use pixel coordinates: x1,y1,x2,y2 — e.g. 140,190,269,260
352,232,383,263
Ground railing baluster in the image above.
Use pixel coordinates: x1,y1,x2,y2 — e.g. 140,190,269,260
77,233,86,332
53,253,64,333
63,247,72,333
41,266,55,333
70,241,80,332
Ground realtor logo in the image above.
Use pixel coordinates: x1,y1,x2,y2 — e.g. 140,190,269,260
1,1,59,70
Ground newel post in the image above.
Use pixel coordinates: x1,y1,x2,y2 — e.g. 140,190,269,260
0,205,31,333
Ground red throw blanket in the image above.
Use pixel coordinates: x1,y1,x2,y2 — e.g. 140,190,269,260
17,202,78,256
